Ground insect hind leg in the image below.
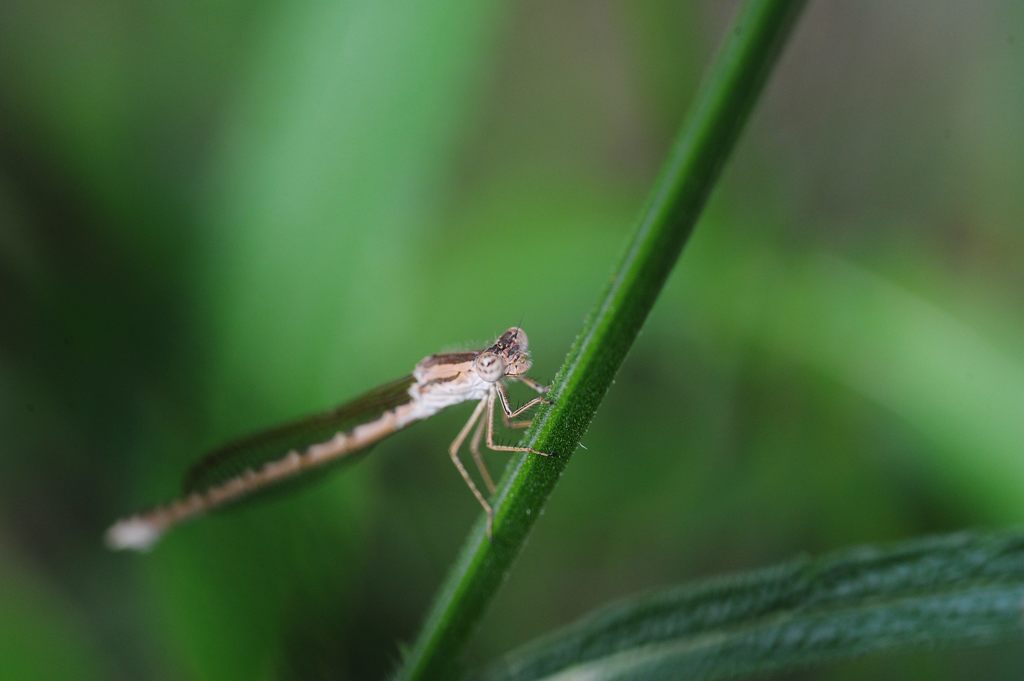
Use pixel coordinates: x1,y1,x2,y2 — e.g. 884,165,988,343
448,397,495,535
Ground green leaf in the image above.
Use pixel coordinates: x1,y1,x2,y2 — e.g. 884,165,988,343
480,530,1024,681
396,1,808,679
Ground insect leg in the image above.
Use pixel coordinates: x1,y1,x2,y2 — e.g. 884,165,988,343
449,397,495,534
512,375,550,395
496,381,547,428
469,412,495,494
487,390,550,458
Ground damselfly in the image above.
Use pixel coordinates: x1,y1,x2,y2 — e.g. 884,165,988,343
106,327,551,551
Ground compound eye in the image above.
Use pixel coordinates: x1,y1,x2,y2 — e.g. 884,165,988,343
507,327,528,353
474,352,505,382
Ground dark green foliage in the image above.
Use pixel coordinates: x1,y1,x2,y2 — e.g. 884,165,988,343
5,1,1022,679
480,531,1024,681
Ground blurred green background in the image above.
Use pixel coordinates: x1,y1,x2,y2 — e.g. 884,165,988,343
3,1,1024,679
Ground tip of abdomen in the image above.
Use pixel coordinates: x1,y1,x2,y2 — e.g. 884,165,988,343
105,517,164,552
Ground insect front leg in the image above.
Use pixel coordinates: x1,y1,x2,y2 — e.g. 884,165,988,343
496,381,547,429
512,375,550,395
487,390,550,458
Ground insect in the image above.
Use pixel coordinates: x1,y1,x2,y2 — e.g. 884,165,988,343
105,327,552,550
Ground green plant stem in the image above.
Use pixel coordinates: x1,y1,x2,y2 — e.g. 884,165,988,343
397,1,807,678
